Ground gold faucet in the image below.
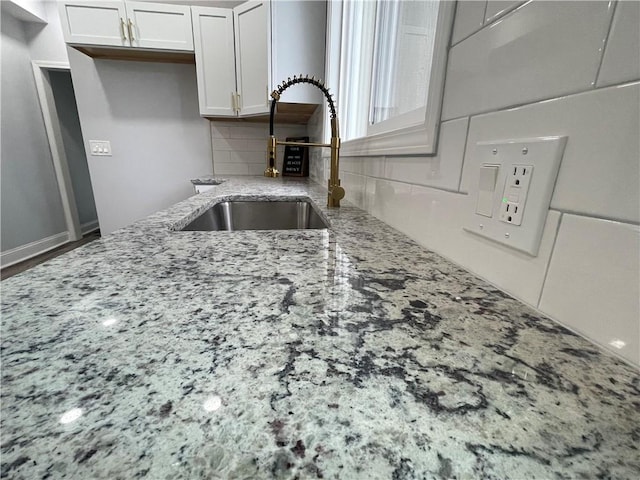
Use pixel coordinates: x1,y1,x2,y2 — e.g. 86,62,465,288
265,75,345,208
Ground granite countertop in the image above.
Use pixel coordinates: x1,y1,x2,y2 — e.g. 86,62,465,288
190,176,226,186
1,177,638,479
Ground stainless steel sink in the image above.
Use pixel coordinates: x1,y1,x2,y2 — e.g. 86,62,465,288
181,200,328,231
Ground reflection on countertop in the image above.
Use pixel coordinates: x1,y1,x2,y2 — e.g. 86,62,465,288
1,176,639,479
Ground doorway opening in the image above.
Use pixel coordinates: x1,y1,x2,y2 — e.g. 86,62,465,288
31,61,99,242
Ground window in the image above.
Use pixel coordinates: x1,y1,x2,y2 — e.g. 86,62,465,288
328,0,454,156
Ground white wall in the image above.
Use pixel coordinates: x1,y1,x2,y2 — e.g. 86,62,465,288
68,48,213,234
312,0,640,366
24,0,69,63
1,1,84,267
1,13,68,255
1,0,48,23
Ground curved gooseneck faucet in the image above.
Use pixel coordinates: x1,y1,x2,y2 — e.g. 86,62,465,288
265,75,345,208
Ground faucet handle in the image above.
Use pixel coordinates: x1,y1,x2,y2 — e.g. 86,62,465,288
327,185,345,208
332,185,345,201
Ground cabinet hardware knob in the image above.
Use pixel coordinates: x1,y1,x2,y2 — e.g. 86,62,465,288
120,18,127,41
231,92,237,113
127,18,135,42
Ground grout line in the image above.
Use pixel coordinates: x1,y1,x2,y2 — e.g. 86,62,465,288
450,1,491,48
457,116,471,192
443,78,640,123
550,208,640,226
537,212,563,308
450,0,529,48
209,123,216,175
342,166,639,227
482,0,488,26
441,114,471,123
347,173,468,196
593,0,618,89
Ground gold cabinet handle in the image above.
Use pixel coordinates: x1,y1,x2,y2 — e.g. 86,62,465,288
127,18,135,42
120,18,127,41
231,92,237,112
236,93,241,112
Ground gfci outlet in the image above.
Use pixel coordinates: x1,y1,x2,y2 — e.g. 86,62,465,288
499,165,533,226
463,137,567,256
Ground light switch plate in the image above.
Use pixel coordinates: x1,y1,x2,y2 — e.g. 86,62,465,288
89,140,111,156
464,136,567,256
476,165,499,217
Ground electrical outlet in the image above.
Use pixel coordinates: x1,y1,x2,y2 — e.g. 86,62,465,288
89,140,112,156
463,137,567,256
499,165,533,225
500,201,523,224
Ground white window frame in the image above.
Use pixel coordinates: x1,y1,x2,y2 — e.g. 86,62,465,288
330,0,455,157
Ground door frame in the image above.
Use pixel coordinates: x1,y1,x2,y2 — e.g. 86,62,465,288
31,60,82,241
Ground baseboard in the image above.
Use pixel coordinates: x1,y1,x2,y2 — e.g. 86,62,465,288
81,220,99,235
1,232,69,269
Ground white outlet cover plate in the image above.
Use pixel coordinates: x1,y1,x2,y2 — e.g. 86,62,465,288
463,136,567,256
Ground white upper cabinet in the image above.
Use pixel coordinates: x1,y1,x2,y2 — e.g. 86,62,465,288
191,7,236,116
59,1,128,47
192,0,326,118
126,2,193,51
233,1,270,116
59,1,194,51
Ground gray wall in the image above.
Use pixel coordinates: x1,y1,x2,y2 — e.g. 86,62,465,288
1,13,67,252
48,70,98,230
68,47,213,235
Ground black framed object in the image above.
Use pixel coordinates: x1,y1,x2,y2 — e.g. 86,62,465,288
282,136,309,177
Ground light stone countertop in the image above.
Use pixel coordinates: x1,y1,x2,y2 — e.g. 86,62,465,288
1,176,638,479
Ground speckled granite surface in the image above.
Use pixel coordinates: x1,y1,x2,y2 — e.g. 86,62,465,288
190,176,226,186
1,177,638,479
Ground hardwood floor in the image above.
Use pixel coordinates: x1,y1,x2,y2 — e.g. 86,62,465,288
1,231,101,281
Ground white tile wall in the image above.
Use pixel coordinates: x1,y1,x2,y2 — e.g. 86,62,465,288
597,0,640,88
539,214,640,365
339,118,469,193
460,82,640,224
384,118,469,191
215,162,250,175
341,155,385,178
484,0,524,23
210,121,308,175
309,0,640,365
348,174,562,306
451,1,486,45
442,1,614,120
341,172,366,208
363,177,413,234
308,151,326,183
306,106,327,182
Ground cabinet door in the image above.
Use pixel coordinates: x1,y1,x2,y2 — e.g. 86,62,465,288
125,2,194,51
59,1,128,47
192,7,237,117
233,1,270,116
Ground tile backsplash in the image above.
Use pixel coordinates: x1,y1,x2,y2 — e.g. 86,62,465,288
312,1,640,365
442,1,614,120
211,121,309,176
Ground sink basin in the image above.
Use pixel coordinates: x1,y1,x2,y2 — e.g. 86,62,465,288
181,200,328,231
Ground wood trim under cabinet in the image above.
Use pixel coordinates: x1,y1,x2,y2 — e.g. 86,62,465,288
206,102,319,125
72,45,196,64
